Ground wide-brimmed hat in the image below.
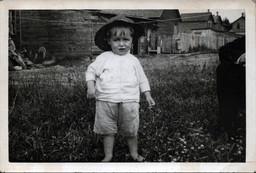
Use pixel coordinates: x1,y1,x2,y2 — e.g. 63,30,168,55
95,15,145,51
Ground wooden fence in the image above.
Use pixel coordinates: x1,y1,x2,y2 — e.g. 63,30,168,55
138,32,239,54
178,33,237,53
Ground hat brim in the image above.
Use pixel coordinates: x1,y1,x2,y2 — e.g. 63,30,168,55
95,20,144,51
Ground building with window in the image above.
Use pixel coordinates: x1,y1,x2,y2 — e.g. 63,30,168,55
179,11,215,33
229,13,245,36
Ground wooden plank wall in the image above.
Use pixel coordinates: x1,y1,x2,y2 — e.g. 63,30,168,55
179,22,207,33
157,10,179,36
20,10,105,59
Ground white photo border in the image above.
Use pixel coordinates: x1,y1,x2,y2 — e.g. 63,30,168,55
0,0,255,172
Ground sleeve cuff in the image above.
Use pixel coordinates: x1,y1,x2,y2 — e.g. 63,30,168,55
85,72,96,82
140,81,151,93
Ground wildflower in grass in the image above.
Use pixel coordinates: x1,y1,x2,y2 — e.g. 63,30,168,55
200,144,204,149
237,151,241,155
172,158,177,162
191,147,194,150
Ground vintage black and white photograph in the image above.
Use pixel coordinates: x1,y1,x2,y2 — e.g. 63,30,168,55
1,0,256,172
8,8,247,162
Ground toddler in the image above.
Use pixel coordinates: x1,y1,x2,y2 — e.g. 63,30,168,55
86,15,155,162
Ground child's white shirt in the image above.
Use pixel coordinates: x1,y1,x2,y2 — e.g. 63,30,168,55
86,51,150,103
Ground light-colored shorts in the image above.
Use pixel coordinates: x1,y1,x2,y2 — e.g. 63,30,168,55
94,101,140,137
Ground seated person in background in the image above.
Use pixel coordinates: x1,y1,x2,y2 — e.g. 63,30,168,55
34,46,56,65
216,36,245,136
9,35,27,71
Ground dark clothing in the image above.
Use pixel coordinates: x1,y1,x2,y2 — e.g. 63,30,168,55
217,63,245,131
218,36,245,65
216,36,245,133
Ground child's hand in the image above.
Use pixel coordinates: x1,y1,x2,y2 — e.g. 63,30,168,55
87,87,96,99
147,97,155,108
87,80,96,99
144,91,155,108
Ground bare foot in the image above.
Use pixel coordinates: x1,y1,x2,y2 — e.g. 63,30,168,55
131,154,145,162
101,156,112,162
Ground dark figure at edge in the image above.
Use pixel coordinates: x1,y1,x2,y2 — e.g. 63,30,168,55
216,36,245,137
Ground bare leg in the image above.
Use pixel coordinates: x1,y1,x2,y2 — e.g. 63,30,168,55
102,135,115,162
127,136,144,161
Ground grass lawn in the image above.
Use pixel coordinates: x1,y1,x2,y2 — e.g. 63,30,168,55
8,53,245,162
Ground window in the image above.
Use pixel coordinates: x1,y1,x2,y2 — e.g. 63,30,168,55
237,23,240,29
208,21,212,28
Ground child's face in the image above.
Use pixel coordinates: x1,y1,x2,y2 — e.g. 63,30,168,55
107,27,133,56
